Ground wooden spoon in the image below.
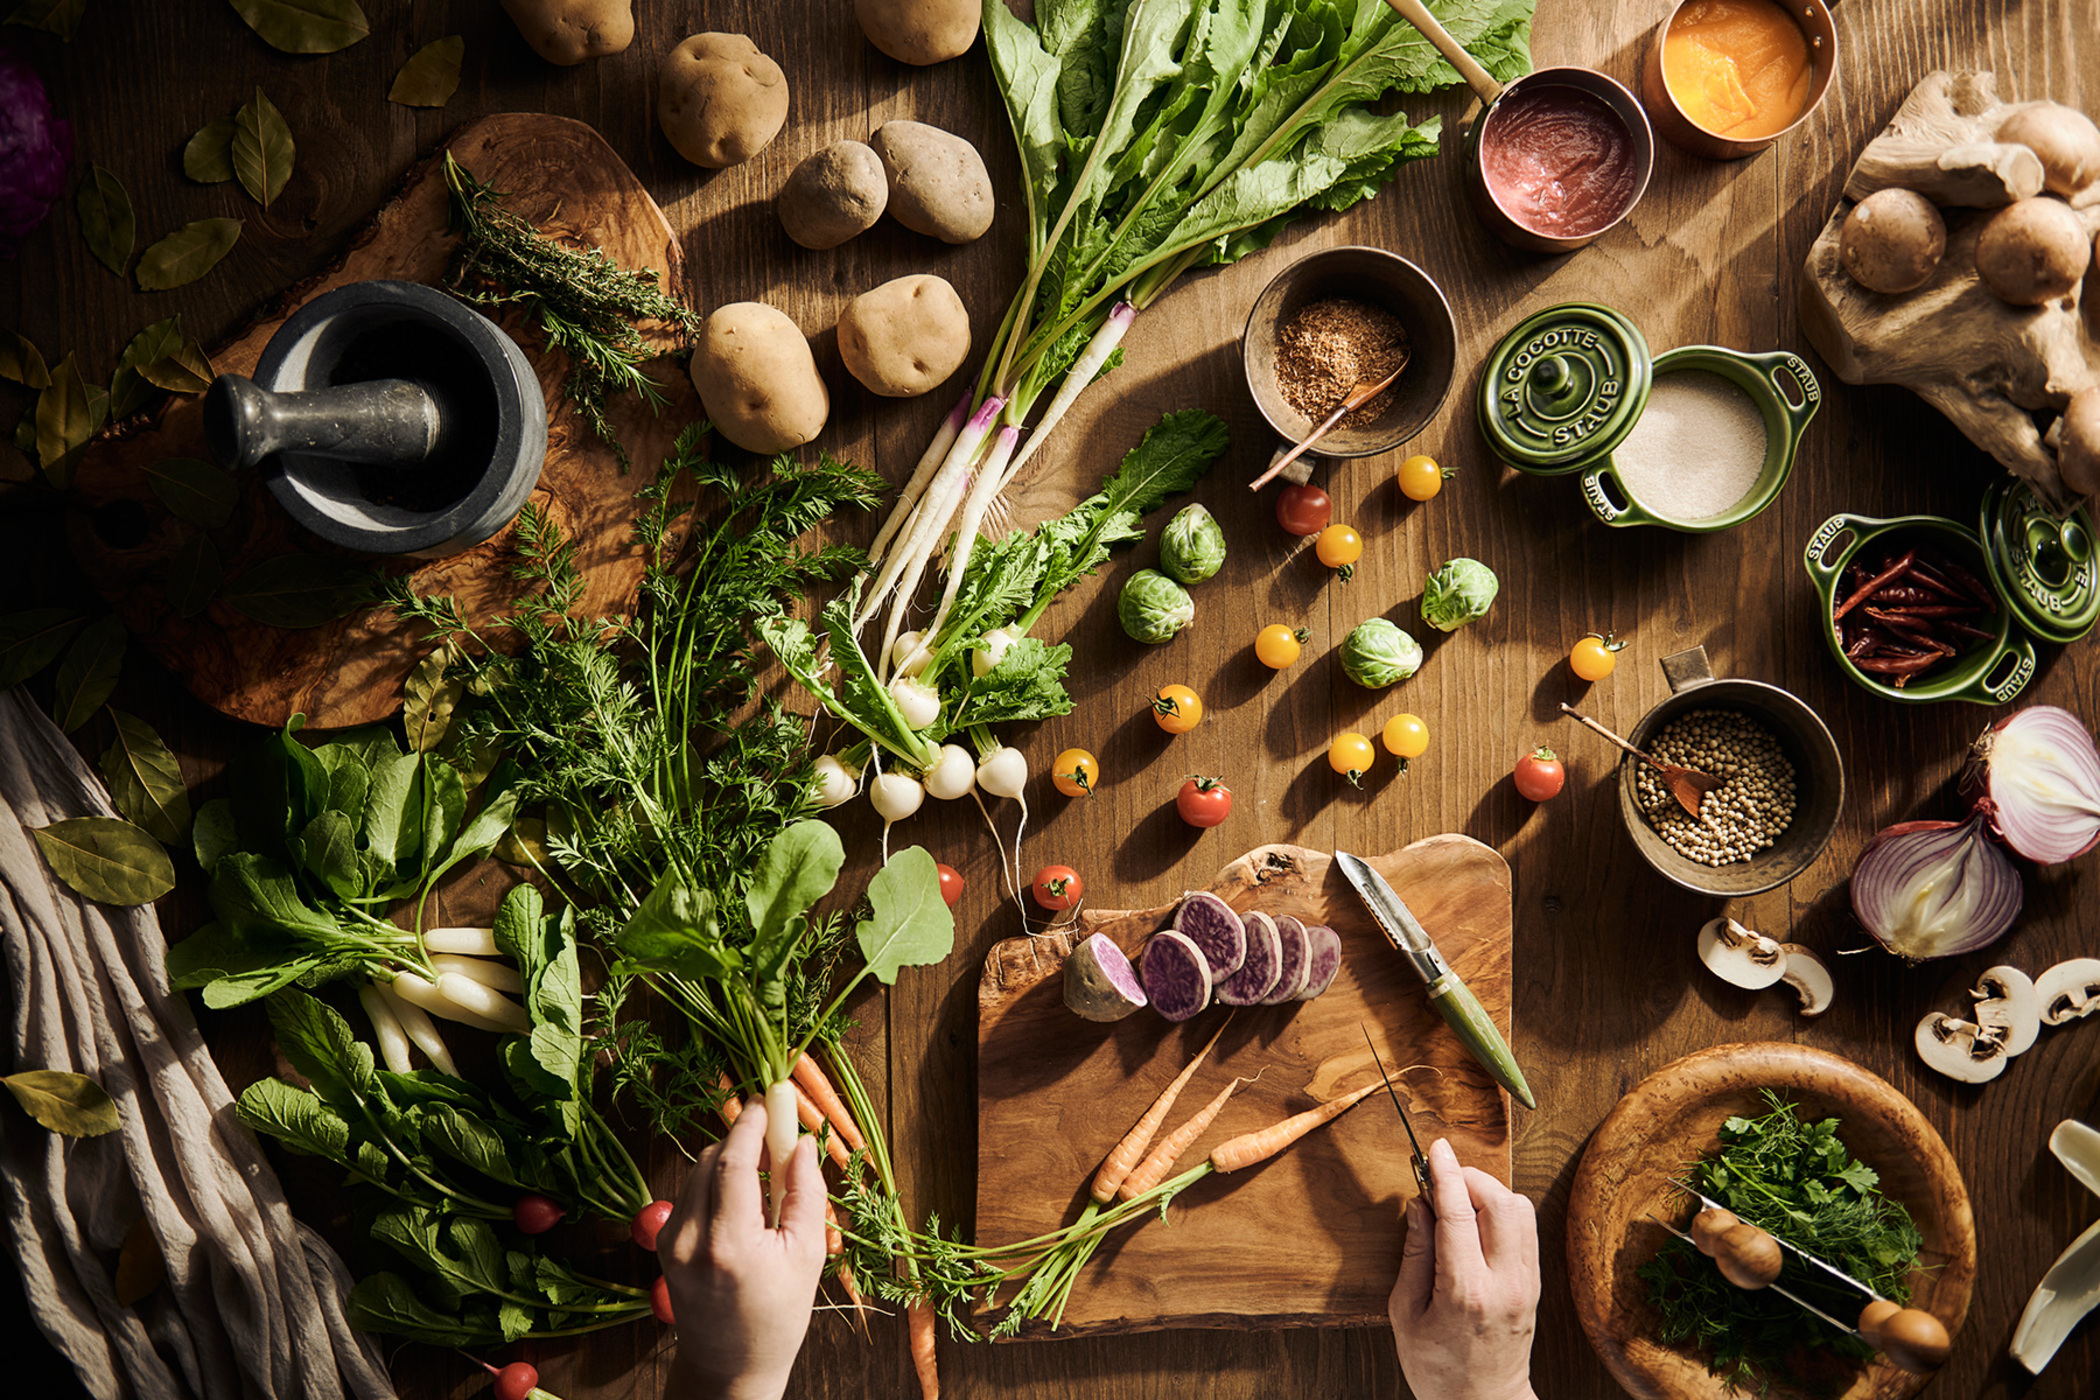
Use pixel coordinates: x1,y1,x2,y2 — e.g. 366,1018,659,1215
1558,702,1723,817
1380,0,1507,106
1249,352,1411,491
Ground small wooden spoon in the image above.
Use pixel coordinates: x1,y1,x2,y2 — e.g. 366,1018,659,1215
1559,702,1723,817
1249,352,1411,491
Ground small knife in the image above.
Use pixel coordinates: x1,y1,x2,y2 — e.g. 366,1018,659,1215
1335,850,1536,1109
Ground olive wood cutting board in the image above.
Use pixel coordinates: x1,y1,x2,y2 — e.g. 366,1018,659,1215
1566,1042,1977,1400
974,836,1514,1337
65,112,696,730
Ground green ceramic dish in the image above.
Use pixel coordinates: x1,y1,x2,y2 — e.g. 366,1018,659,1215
1802,512,2037,706
1580,347,1820,532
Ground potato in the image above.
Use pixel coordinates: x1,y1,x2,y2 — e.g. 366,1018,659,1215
873,120,994,244
1840,188,1947,294
1975,196,2091,306
2060,386,2100,497
856,0,980,66
659,34,789,170
497,0,633,65
689,303,828,453
778,142,889,250
1997,103,2100,199
838,275,971,398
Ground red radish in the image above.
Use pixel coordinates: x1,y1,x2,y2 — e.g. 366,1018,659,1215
651,1275,675,1324
494,1362,539,1400
630,1200,674,1251
512,1194,565,1235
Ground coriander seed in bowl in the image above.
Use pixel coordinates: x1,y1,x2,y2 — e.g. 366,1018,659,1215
1634,710,1798,867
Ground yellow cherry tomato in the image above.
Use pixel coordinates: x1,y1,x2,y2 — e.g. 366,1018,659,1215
1382,713,1429,760
1255,624,1308,669
1397,454,1450,502
1328,731,1376,786
1569,632,1626,682
1315,524,1364,576
1051,748,1099,798
1153,685,1203,734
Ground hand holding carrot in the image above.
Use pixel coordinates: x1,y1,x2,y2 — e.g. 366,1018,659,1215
659,1097,828,1400
1388,1138,1542,1400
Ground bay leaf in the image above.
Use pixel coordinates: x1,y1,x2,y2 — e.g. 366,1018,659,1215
221,554,376,629
388,35,462,109
227,0,369,54
75,164,134,275
117,317,182,370
167,532,223,618
0,331,50,390
4,0,87,42
32,816,177,906
121,316,214,394
145,456,237,527
0,608,85,690
34,353,91,489
98,709,193,845
183,120,237,183
231,88,294,209
12,412,34,456
402,644,460,753
51,615,125,733
107,366,154,421
2,1070,120,1137
136,218,242,292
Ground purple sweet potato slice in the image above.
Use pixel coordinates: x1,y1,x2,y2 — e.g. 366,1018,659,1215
1141,930,1212,1022
1261,915,1313,1004
1215,911,1282,1005
1172,892,1245,979
1064,933,1148,1022
1294,925,1343,1000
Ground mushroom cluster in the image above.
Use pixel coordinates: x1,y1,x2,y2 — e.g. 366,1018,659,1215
1696,918,1834,1015
1914,960,2100,1083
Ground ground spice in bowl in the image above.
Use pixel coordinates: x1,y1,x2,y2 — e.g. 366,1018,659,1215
1611,369,1768,520
1636,709,1796,865
1275,297,1411,429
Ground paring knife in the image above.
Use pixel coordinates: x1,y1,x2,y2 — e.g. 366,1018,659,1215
1361,1023,1434,1214
1334,850,1536,1109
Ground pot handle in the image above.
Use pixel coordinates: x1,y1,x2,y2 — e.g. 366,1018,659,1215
1743,349,1822,437
1801,512,1881,599
1261,439,1317,488
1660,646,1716,694
1580,461,1659,529
1946,632,2040,707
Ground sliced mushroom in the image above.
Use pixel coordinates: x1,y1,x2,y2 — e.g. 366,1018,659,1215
2049,1119,2100,1200
1777,944,1834,1016
1974,965,2043,1055
1914,1011,2010,1083
2037,959,2100,1026
1698,918,1788,990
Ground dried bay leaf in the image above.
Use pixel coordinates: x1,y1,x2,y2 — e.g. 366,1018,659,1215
167,532,223,618
4,0,87,42
137,218,241,291
51,615,124,732
32,816,177,906
99,709,193,845
76,164,134,275
389,35,462,108
183,120,237,183
231,87,293,209
2,1071,120,1137
402,644,461,752
0,609,85,689
227,0,368,54
115,316,214,395
145,456,238,526
34,353,91,489
0,331,50,389
107,367,153,421
221,553,376,629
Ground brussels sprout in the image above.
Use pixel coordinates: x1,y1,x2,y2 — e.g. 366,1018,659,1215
1340,618,1422,688
1421,558,1500,632
1159,504,1227,585
1118,569,1196,645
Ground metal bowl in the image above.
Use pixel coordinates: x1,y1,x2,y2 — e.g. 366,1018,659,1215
1641,0,1840,160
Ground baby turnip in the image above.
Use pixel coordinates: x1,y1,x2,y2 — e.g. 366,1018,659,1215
972,627,1016,678
888,674,940,730
889,629,934,678
975,745,1027,798
922,743,976,800
810,753,859,809
870,770,925,863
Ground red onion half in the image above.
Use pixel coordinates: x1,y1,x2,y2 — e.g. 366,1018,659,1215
1852,814,2024,961
1972,705,2100,865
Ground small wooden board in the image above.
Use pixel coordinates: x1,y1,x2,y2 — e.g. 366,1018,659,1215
1566,1042,1977,1400
64,112,697,730
974,836,1514,1337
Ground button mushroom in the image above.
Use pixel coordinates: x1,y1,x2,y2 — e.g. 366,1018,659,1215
1914,1011,2010,1083
1698,918,1788,990
1973,965,2043,1055
1839,187,1947,294
1777,944,1834,1016
2037,959,2100,1026
1975,196,2092,306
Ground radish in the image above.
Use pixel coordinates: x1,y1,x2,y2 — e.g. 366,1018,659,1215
1001,301,1135,488
513,1194,565,1234
861,395,1004,639
430,953,523,995
975,745,1027,800
869,390,970,566
650,1275,674,1324
810,754,859,809
916,425,1021,649
470,1358,540,1400
763,1079,800,1226
357,982,415,1073
921,744,976,800
375,979,459,1077
437,972,532,1033
972,627,1017,678
424,926,499,956
391,969,512,1034
631,1200,674,1251
888,675,940,730
889,630,933,679
870,770,925,864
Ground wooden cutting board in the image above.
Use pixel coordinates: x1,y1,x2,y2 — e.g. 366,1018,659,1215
1566,1042,1977,1400
974,836,1515,1337
64,113,697,730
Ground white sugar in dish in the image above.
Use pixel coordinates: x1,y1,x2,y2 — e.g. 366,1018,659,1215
1611,370,1769,520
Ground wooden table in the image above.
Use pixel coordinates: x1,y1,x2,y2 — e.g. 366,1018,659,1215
3,3,2097,1398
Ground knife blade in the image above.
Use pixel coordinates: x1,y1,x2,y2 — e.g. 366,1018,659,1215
1334,850,1536,1109
1361,1023,1434,1212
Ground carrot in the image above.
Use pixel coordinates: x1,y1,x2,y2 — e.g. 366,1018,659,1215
908,1298,940,1399
1118,1077,1246,1202
792,1080,854,1171
823,1197,844,1255
717,1071,742,1130
794,1052,867,1155
1091,1019,1229,1203
837,1260,871,1339
1208,1080,1383,1174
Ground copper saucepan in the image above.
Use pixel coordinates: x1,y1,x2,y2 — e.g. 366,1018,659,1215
1641,0,1842,160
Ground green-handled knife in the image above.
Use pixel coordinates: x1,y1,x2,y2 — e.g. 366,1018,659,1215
1334,850,1536,1109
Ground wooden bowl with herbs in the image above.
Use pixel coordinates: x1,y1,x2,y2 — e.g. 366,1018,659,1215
1566,1042,1976,1400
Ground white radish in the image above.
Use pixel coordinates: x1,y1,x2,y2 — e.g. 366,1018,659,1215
860,396,1003,637
1002,302,1135,488
975,746,1028,798
358,982,415,1074
922,744,977,800
391,969,511,1033
870,772,925,823
918,424,1021,648
376,980,460,1078
423,926,499,956
437,972,532,1034
811,754,859,809
763,1078,801,1227
972,627,1016,678
869,392,970,566
430,953,524,995
889,675,940,730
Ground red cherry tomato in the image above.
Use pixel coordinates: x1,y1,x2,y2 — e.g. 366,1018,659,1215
650,1275,675,1324
1176,776,1233,828
493,1362,540,1400
1513,747,1565,802
631,1199,674,1252
1032,865,1084,911
512,1193,565,1235
936,862,964,908
1275,483,1332,536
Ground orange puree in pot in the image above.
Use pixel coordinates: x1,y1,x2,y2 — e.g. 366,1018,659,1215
1662,0,1813,140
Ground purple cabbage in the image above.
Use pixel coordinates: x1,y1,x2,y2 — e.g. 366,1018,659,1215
0,42,71,257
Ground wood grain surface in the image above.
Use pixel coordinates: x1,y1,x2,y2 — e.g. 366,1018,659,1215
4,4,2100,1400
974,838,1512,1335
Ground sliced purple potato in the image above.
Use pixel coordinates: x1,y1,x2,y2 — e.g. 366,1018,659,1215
1261,915,1313,1004
1215,911,1283,1005
1064,933,1148,1022
1141,930,1213,1022
1172,891,1245,979
1295,925,1343,1000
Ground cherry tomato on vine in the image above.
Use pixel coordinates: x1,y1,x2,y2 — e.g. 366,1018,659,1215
1397,454,1451,502
1382,713,1429,761
1032,865,1084,911
1328,732,1376,786
1569,632,1626,682
1153,684,1203,734
936,863,965,908
1275,483,1332,537
1176,776,1233,828
1514,748,1565,802
1255,624,1309,669
1051,748,1099,797
1315,524,1364,580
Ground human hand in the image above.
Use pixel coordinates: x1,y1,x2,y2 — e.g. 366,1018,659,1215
658,1097,828,1400
1389,1137,1542,1400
